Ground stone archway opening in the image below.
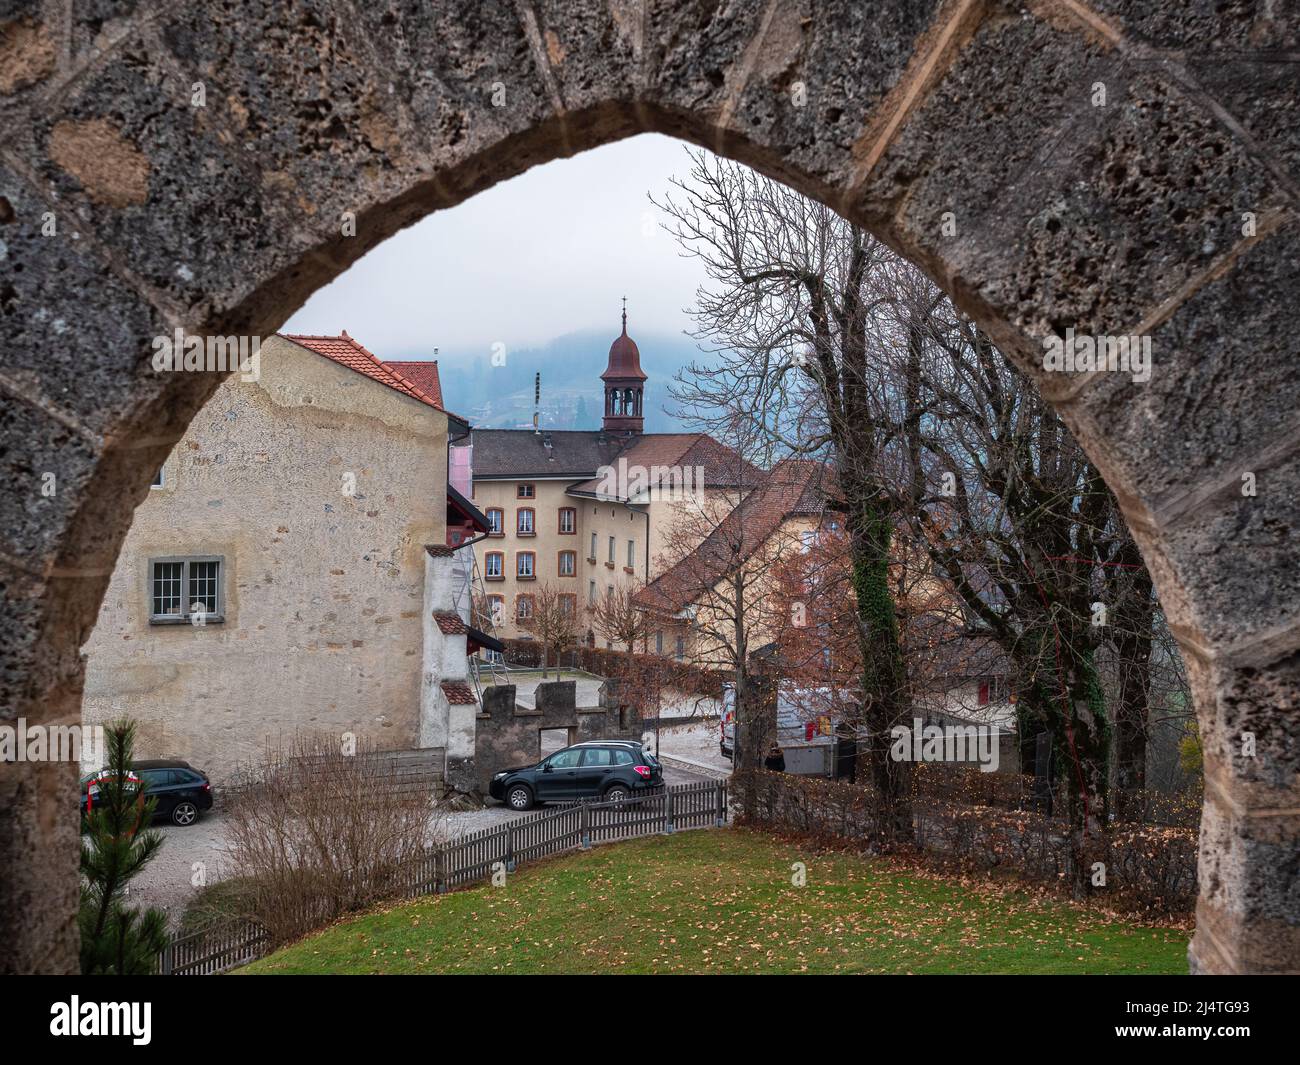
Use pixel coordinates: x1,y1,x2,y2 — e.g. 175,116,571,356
3,1,1297,974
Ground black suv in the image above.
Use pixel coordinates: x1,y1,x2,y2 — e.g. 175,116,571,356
80,759,214,827
488,741,663,810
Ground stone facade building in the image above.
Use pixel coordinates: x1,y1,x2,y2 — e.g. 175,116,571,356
81,333,488,782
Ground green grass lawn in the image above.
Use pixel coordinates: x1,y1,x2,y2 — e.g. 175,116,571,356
240,828,1189,975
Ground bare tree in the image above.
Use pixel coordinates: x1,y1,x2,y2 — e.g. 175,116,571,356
591,583,650,653
656,148,1186,872
655,150,916,837
519,583,579,678
640,440,814,771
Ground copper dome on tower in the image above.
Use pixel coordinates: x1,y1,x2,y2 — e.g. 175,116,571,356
601,302,646,434
601,306,647,382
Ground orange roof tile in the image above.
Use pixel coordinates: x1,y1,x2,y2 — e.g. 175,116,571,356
279,332,444,412
433,612,468,635
441,681,477,705
383,360,444,408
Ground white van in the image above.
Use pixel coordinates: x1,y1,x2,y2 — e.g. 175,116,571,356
720,684,840,760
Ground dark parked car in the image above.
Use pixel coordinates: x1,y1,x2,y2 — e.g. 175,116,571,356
80,759,213,827
488,741,663,811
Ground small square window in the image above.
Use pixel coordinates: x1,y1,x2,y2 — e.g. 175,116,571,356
517,484,535,499
149,556,224,624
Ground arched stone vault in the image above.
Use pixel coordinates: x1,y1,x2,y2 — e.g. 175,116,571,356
1,0,1296,973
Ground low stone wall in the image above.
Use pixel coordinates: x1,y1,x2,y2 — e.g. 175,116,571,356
734,770,1197,915
474,678,644,794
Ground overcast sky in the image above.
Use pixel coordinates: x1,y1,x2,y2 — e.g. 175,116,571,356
284,133,709,358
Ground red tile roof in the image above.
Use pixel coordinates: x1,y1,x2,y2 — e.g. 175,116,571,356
433,612,468,635
279,332,445,412
441,681,477,705
383,360,444,408
635,459,832,616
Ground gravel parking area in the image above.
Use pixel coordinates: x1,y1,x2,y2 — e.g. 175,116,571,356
127,752,716,928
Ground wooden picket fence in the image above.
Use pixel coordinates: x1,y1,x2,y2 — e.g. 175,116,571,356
158,916,269,976
159,779,728,975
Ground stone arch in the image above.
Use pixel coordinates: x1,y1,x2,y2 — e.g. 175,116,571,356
2,1,1297,973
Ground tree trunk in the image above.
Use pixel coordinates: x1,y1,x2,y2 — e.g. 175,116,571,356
1058,649,1110,897
733,669,774,773
847,489,912,844
1112,563,1153,821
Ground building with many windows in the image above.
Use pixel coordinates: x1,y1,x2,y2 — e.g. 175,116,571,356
461,313,764,646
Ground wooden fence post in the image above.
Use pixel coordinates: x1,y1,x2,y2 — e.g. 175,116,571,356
716,780,726,828
581,803,591,849
506,823,516,872
665,788,675,834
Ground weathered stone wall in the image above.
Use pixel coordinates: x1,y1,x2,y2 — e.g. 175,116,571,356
475,678,643,791
79,336,447,781
2,0,1297,973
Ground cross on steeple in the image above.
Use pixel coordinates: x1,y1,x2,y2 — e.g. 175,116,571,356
621,295,627,333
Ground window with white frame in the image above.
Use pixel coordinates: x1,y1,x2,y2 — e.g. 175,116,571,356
151,467,165,489
485,552,504,579
589,532,597,559
149,556,224,623
627,539,635,568
607,535,615,563
517,552,535,579
517,508,535,535
558,550,576,577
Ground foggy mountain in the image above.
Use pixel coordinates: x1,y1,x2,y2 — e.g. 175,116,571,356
413,329,719,432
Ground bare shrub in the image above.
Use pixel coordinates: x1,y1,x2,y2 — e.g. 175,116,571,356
224,734,442,945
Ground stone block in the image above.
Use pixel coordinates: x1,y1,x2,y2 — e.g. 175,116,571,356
1089,1,1300,51
723,0,942,192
